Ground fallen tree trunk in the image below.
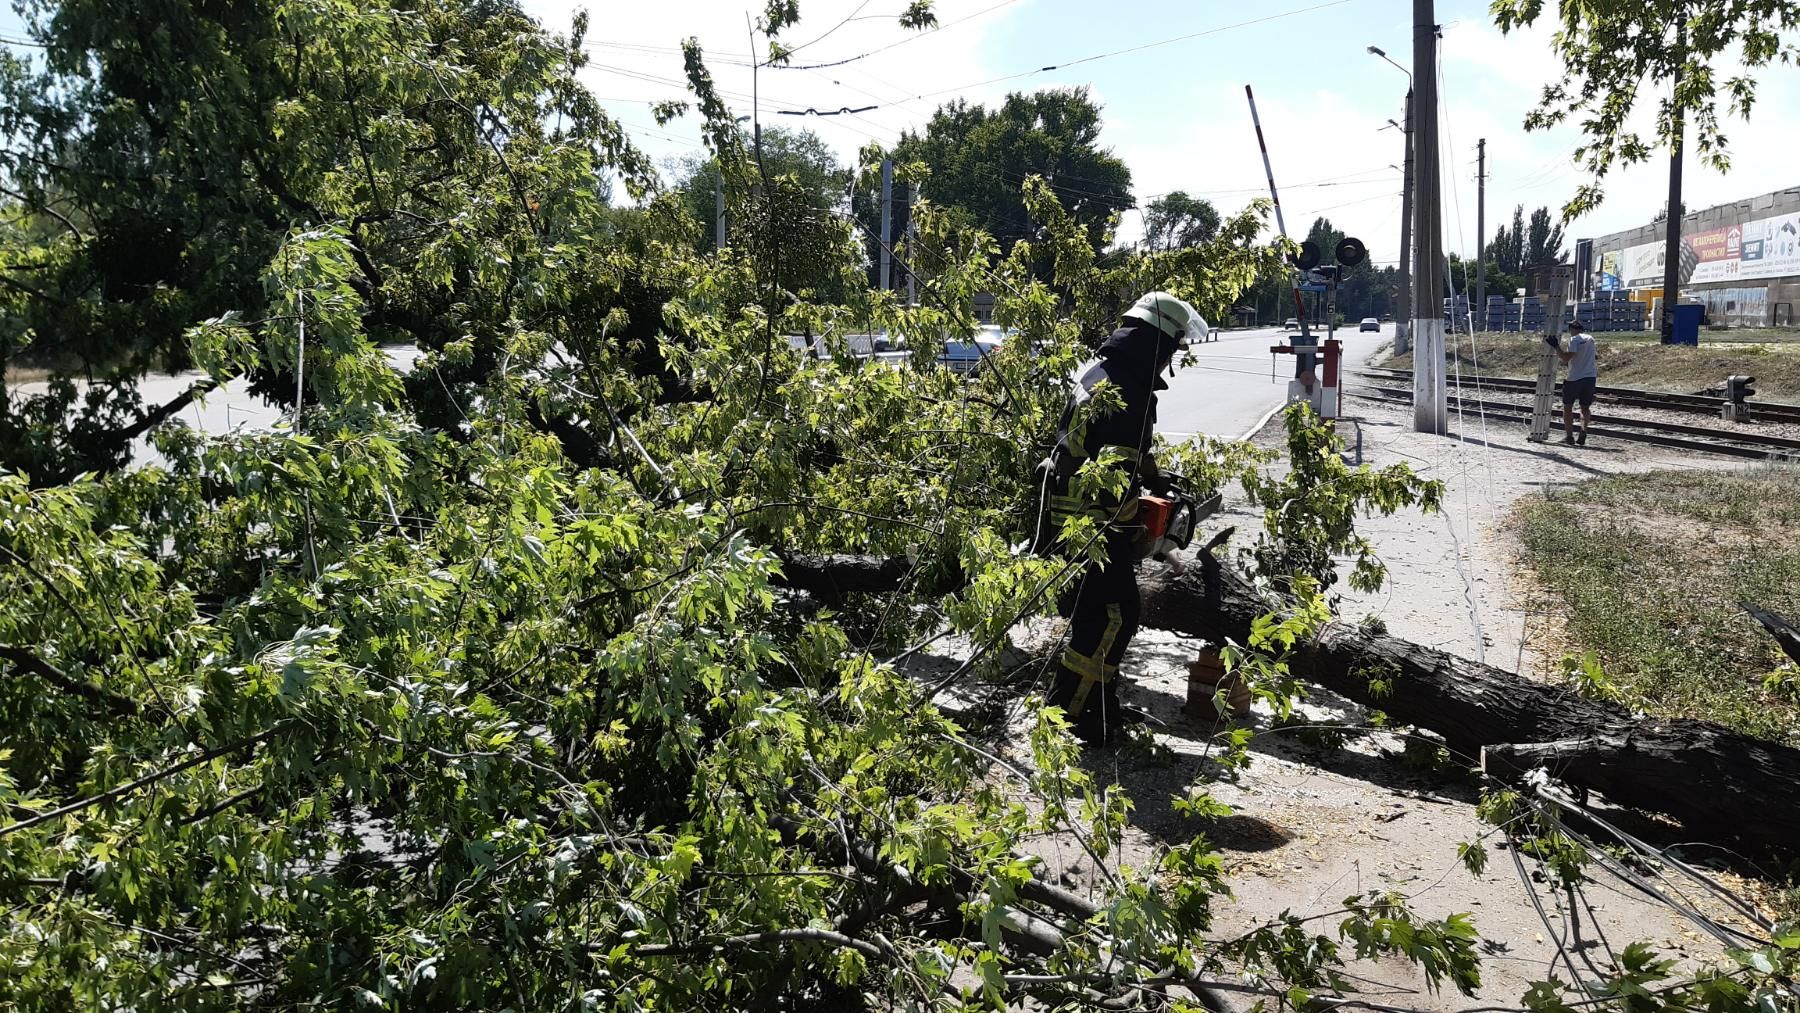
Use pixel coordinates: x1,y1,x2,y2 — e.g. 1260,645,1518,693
772,552,1800,856
776,553,930,600
1138,560,1800,857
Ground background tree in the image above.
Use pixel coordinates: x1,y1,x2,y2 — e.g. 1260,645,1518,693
1525,206,1568,268
1234,217,1403,327
883,88,1133,271
1493,0,1800,218
672,126,852,297
0,0,657,480
1142,191,1221,252
1502,205,1526,276
1486,222,1512,276
1450,253,1523,308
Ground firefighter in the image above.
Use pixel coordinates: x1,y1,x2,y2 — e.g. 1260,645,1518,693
1039,291,1206,745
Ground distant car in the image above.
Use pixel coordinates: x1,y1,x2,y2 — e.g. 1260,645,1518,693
1359,317,1380,332
938,336,1002,375
1283,317,1299,330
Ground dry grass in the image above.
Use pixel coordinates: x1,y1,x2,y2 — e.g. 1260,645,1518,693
1510,465,1800,747
1382,331,1800,400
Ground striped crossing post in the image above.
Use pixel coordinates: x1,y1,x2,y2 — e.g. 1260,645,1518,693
1245,84,1309,340
1529,267,1572,442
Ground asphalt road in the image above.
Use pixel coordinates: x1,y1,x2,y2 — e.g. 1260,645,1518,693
1156,322,1395,440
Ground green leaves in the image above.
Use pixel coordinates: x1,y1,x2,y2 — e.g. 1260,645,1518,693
1492,1,1799,219
1338,893,1483,996
1242,403,1445,595
1457,839,1491,877
8,2,1791,1010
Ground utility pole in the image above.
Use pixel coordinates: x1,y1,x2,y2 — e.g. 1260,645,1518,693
879,157,894,293
1475,138,1486,333
1368,46,1413,353
1411,0,1445,434
1660,30,1686,342
906,182,917,307
1396,91,1415,355
714,169,726,250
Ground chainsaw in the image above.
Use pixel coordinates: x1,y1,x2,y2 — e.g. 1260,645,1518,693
1134,473,1222,568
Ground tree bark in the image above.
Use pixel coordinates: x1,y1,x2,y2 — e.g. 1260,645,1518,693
1740,601,1800,668
770,552,1800,856
1138,561,1800,857
774,553,961,601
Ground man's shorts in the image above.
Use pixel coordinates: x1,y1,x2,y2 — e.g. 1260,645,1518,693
1562,376,1596,408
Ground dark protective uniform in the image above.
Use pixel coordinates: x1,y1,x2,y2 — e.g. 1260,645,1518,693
1040,319,1176,743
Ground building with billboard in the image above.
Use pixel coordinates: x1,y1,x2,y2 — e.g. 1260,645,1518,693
1576,185,1800,328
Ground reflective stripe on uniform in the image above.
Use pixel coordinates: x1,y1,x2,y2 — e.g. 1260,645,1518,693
1066,603,1124,716
1050,444,1149,526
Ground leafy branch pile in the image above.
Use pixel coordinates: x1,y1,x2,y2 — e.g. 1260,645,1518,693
0,2,1795,1010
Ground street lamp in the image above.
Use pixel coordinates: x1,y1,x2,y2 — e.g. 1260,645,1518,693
1367,45,1412,85
1369,45,1414,350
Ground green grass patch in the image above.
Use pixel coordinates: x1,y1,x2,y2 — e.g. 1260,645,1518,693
1512,465,1800,745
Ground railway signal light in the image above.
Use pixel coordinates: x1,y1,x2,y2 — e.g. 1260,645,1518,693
1335,237,1367,267
1724,374,1756,423
1292,240,1322,271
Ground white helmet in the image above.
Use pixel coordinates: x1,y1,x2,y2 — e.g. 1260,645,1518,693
1124,291,1208,346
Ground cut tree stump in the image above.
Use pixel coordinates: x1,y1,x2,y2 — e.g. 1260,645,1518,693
1139,560,1800,858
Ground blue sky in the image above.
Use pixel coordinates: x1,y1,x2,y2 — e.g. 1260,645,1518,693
6,0,1797,268
532,0,1800,265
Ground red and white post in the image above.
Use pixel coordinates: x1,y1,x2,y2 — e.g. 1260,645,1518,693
1319,337,1341,419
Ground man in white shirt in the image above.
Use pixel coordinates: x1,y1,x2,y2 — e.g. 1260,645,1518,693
1548,320,1598,445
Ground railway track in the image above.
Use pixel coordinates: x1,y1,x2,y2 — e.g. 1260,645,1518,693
1348,383,1800,461
1354,366,1800,425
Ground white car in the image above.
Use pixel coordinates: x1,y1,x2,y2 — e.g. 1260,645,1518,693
1283,317,1299,330
938,336,1002,375
1359,317,1381,332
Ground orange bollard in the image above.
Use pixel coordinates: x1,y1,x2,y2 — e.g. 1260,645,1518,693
1183,649,1251,722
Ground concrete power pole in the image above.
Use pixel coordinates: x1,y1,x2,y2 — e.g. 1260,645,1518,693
714,169,726,250
1475,138,1486,334
1660,33,1686,342
879,158,894,293
906,183,917,307
1395,90,1415,356
1412,0,1446,433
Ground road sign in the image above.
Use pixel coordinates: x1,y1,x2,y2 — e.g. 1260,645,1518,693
1298,283,1328,293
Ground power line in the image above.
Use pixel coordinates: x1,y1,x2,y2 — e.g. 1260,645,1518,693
781,0,878,59
893,0,1359,107
769,0,1025,71
574,0,1022,74
760,0,1359,120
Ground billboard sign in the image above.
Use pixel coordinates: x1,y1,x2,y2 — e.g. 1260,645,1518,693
1598,209,1800,291
1686,226,1742,284
1597,250,1622,291
1742,212,1800,280
1621,241,1665,289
